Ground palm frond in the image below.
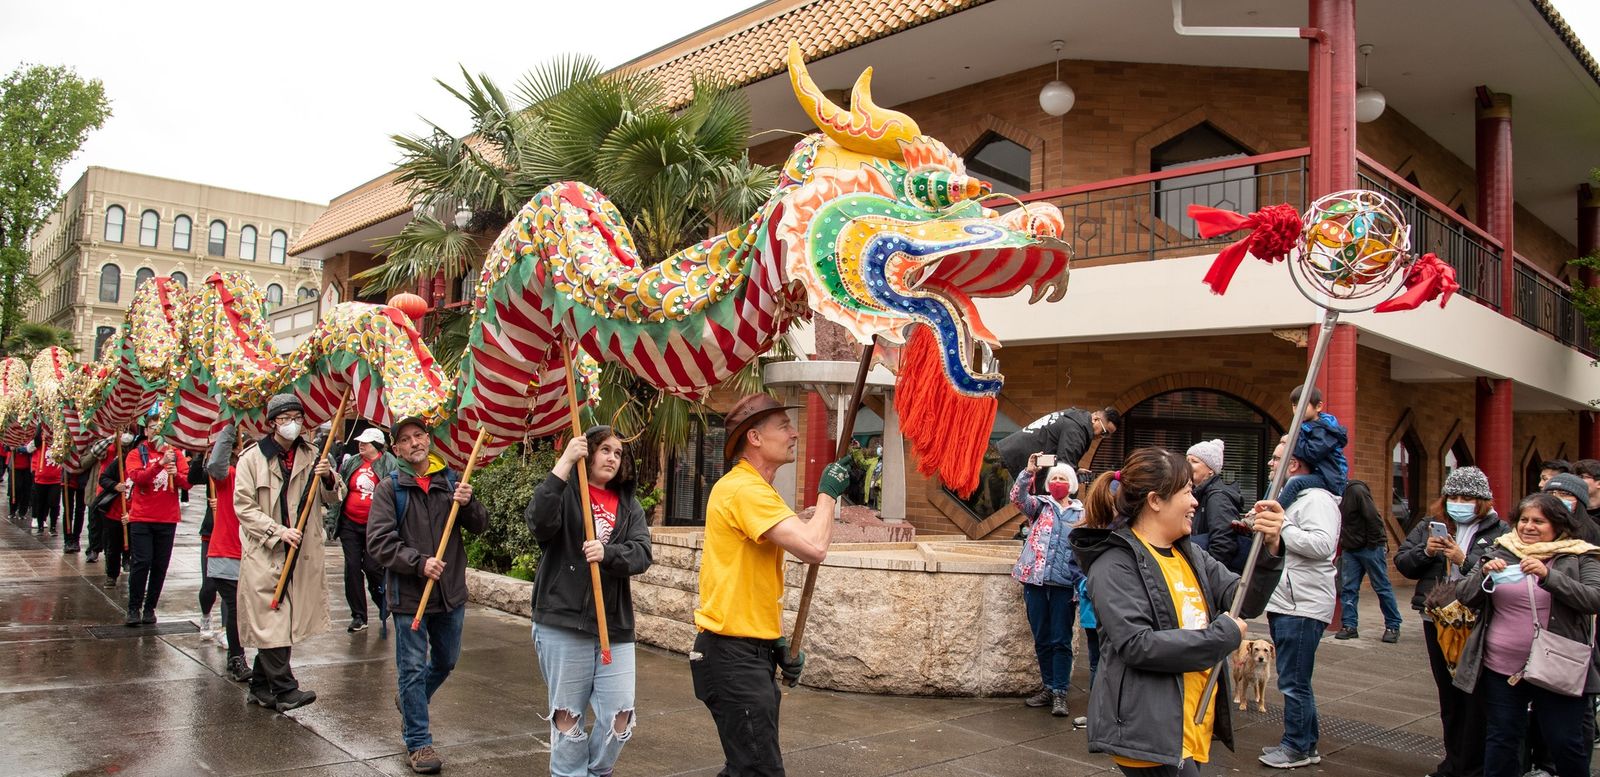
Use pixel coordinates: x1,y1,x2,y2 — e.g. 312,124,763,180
355,215,479,295
513,54,607,108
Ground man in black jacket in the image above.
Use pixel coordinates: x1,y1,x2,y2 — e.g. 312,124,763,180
996,406,1119,479
1332,480,1402,643
367,416,488,775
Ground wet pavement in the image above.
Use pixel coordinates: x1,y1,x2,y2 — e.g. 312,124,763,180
0,492,1507,776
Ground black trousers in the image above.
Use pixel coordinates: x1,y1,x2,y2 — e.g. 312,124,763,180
10,469,32,517
64,481,85,542
1425,620,1487,777
337,517,385,623
212,576,243,659
127,523,176,614
100,516,125,578
198,538,217,616
1117,761,1202,777
31,482,61,530
251,646,298,696
691,631,784,777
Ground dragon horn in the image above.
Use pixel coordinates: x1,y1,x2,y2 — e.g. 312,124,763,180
787,39,920,159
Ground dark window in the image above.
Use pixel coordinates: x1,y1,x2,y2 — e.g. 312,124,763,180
266,283,283,307
1445,437,1474,477
170,271,188,289
98,264,121,303
134,268,155,291
1092,388,1284,503
966,133,1031,196
1525,451,1546,501
173,215,192,251
208,220,227,257
270,230,288,264
1152,123,1255,238
1392,430,1423,533
139,210,159,247
665,414,727,526
239,225,257,261
943,409,1024,520
104,206,125,242
93,326,116,360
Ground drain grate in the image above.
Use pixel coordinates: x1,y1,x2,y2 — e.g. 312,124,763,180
85,622,199,639
1234,704,1443,759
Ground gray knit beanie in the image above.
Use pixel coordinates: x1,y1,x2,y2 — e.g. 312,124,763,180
1442,466,1492,501
265,394,303,422
1543,473,1588,502
1186,439,1224,474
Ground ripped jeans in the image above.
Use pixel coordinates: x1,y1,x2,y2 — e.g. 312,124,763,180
532,621,637,777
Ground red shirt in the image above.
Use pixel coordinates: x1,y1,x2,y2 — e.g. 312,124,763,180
32,453,62,485
588,485,619,543
414,475,432,494
125,444,190,523
342,459,379,524
12,448,31,471
208,469,241,560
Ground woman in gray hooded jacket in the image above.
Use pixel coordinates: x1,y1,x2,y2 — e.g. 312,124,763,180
1070,447,1285,776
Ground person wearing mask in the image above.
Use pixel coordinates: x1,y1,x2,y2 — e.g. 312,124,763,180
123,410,190,626
1333,480,1403,643
336,427,397,636
206,426,252,682
997,406,1121,480
1010,452,1085,718
1453,493,1600,777
235,394,342,713
1541,473,1600,543
1070,447,1286,776
1395,465,1508,777
367,415,486,775
527,425,653,777
31,441,63,535
1185,439,1243,573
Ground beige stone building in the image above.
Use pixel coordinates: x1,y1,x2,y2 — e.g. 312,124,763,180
28,167,326,358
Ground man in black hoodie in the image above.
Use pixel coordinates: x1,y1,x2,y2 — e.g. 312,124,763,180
996,406,1120,479
367,416,487,775
1332,480,1402,643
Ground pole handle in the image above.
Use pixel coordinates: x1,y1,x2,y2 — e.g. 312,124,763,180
271,387,353,610
411,427,490,631
559,337,611,663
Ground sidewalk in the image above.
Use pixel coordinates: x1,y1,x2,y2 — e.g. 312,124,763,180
1,494,1462,776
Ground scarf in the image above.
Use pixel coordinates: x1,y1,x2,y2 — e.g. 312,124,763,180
1495,534,1600,560
399,452,447,479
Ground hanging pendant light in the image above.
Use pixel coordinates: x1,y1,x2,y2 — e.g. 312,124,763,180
1356,43,1387,123
1039,40,1075,117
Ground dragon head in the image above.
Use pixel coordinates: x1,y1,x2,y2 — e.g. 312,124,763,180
774,42,1071,493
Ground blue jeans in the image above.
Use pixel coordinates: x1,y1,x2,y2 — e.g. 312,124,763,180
533,622,637,777
1338,546,1403,630
393,605,466,751
1270,613,1325,754
1480,669,1592,777
1022,584,1075,692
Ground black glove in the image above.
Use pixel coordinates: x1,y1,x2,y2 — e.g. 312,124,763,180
773,636,806,685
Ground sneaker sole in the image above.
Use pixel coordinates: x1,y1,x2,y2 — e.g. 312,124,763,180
1261,747,1322,764
276,697,316,712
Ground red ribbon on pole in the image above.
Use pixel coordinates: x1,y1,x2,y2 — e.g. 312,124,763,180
1188,203,1304,295
1374,253,1459,313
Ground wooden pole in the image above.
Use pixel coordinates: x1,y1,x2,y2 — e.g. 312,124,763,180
270,387,352,610
116,436,130,552
559,337,612,664
410,427,490,631
784,340,876,684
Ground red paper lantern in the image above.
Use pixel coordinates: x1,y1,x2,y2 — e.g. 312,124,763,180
388,293,429,324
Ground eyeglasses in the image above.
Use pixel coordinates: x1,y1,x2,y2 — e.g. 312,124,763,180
277,414,305,424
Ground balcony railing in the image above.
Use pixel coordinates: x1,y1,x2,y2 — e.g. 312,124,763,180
1018,148,1595,356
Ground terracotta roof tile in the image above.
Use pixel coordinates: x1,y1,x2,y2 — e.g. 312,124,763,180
1528,0,1600,88
288,170,413,255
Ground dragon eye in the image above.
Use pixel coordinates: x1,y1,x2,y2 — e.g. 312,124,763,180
903,170,990,210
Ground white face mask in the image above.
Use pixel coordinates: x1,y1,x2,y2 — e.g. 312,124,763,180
119,433,134,445
277,421,302,441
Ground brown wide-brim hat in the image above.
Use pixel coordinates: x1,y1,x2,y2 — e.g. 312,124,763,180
723,394,799,463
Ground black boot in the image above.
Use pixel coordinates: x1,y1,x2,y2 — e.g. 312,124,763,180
124,607,140,627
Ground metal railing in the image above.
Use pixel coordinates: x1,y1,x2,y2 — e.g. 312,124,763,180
1515,259,1594,355
1355,169,1501,309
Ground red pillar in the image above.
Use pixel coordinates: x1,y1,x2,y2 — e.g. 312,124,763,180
1579,184,1600,289
1476,378,1515,516
1581,411,1600,461
802,392,831,509
1475,89,1515,315
1311,324,1358,467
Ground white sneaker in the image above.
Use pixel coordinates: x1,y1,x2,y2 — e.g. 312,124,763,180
211,629,227,648
198,617,215,642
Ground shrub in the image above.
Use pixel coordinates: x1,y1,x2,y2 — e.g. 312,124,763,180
465,443,556,574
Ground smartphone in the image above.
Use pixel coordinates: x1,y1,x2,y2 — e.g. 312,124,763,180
1036,454,1057,468
1428,521,1449,539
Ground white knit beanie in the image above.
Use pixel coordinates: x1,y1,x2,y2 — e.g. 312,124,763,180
1187,439,1225,474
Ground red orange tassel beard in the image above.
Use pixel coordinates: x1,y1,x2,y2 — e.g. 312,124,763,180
894,325,996,497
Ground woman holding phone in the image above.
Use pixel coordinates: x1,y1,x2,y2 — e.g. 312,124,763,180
1395,466,1506,777
1010,451,1085,718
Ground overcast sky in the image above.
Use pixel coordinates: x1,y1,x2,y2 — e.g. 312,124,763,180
4,0,1598,207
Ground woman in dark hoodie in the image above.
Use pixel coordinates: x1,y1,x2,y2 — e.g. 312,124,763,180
1070,447,1285,776
526,426,653,777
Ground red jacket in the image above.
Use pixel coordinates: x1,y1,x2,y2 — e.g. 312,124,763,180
207,468,241,560
12,448,31,471
33,453,62,485
125,443,189,524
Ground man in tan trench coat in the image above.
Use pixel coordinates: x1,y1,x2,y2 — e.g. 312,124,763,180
235,394,345,711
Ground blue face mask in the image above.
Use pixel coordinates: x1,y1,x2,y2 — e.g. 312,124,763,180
1445,502,1477,523
1484,566,1527,592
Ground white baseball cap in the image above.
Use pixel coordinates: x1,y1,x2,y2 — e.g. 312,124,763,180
354,428,387,446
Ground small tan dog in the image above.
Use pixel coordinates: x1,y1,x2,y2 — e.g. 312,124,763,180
1230,638,1275,712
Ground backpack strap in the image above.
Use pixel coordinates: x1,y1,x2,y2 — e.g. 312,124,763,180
390,470,407,529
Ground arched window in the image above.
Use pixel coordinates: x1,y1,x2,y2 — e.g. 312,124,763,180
266,283,283,307
1151,123,1255,238
1092,388,1284,502
1392,429,1423,533
269,230,288,264
170,271,188,289
104,206,125,242
1444,437,1474,478
239,225,258,261
134,268,155,291
296,286,317,302
139,210,160,247
93,326,117,360
98,264,121,303
173,215,192,251
208,220,228,257
966,133,1031,197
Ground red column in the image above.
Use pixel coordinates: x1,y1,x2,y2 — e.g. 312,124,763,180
802,392,831,509
1476,378,1515,517
1309,0,1357,193
1580,184,1600,289
1475,89,1515,315
1581,411,1600,461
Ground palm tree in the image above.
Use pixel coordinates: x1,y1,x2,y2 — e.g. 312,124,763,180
3,321,73,360
361,56,781,486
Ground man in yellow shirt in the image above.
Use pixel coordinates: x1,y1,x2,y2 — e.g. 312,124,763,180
692,394,851,776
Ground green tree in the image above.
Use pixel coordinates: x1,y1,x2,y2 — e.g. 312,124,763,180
3,321,74,361
0,65,111,351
